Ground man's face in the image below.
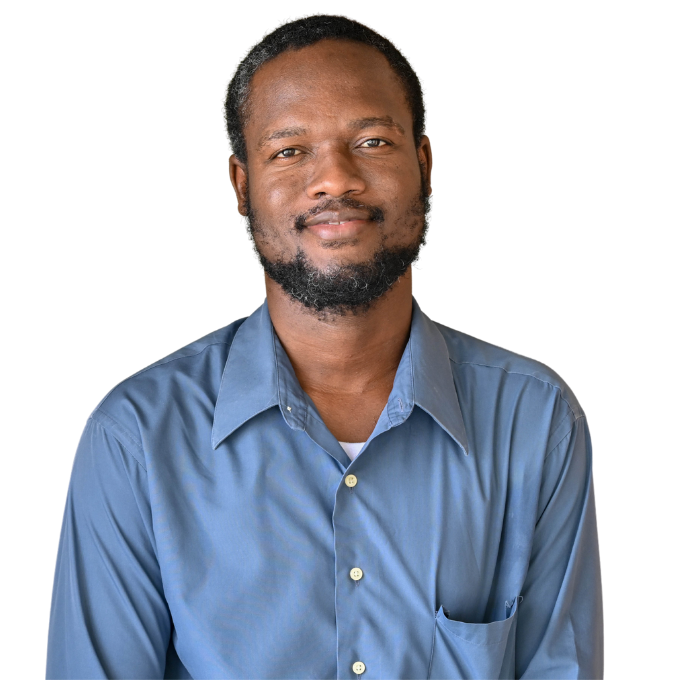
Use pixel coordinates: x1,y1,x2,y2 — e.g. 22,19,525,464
230,39,432,314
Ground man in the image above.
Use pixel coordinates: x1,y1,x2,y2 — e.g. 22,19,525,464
47,15,603,680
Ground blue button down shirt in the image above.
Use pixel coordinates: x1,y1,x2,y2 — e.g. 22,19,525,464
47,299,603,679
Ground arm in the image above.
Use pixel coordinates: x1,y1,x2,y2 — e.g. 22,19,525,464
517,415,604,679
47,414,171,679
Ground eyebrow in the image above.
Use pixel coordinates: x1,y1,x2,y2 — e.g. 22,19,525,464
257,127,306,149
347,116,405,134
256,116,406,151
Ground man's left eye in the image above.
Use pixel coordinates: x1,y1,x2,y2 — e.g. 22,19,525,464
360,139,387,148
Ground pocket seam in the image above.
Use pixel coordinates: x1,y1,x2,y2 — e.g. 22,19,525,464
435,600,519,647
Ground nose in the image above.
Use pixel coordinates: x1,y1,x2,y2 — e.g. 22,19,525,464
305,148,367,200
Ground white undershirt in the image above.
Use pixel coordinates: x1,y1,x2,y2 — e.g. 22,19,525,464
338,441,366,461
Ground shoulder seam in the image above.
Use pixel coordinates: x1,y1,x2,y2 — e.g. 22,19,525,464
545,414,585,460
96,338,234,414
124,339,231,380
90,410,147,471
450,358,580,421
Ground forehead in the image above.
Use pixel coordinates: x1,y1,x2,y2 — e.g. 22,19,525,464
244,40,411,143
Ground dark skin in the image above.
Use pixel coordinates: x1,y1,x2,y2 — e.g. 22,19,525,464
229,39,432,443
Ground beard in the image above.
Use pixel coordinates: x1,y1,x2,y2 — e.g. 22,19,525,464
246,174,431,316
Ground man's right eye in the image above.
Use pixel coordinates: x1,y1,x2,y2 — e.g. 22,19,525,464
275,148,300,158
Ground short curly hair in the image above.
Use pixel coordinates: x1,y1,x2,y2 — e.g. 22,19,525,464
224,15,426,162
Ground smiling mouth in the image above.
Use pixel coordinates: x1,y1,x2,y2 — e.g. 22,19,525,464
304,209,373,228
306,220,370,241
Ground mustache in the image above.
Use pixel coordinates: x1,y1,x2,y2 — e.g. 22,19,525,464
293,197,385,231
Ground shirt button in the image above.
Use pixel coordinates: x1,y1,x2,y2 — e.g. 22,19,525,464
352,661,366,675
350,567,363,581
345,474,357,488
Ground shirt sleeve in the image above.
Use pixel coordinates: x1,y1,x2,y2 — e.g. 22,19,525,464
47,415,171,679
516,415,604,679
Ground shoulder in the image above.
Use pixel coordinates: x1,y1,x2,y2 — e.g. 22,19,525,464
87,318,247,459
434,321,585,420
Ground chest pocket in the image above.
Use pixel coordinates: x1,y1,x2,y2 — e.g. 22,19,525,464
428,595,520,680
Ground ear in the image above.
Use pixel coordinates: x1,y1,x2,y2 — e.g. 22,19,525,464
417,135,433,196
229,154,249,216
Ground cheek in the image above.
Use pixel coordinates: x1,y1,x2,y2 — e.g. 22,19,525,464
247,171,306,256
253,169,306,214
249,176,289,222
368,166,422,224
368,157,420,195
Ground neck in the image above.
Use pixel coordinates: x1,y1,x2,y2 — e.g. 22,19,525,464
265,269,413,441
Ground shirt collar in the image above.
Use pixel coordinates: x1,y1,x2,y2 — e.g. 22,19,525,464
211,299,469,455
406,299,469,453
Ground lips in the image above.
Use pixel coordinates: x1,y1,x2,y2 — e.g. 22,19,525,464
304,209,373,228
303,212,370,241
